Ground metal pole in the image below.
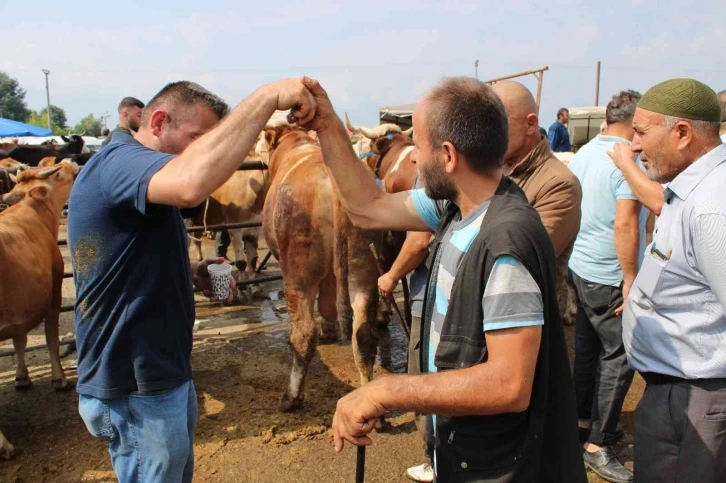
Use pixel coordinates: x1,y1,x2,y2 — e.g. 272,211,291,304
474,59,479,79
42,69,51,131
595,61,601,106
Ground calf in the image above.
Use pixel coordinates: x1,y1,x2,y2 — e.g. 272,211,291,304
261,124,389,411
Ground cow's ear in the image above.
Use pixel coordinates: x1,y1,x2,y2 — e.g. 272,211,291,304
264,128,279,149
29,185,50,200
2,191,24,205
38,157,56,168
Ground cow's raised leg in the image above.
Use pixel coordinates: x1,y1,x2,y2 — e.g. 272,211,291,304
318,273,338,344
13,334,31,390
44,309,72,390
0,430,13,460
282,286,317,412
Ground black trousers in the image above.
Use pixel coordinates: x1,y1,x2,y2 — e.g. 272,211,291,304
635,376,726,483
569,270,634,446
410,316,435,462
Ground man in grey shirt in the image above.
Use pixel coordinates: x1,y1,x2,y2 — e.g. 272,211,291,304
619,78,726,483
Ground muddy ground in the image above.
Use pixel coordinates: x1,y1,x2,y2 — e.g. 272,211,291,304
0,225,644,483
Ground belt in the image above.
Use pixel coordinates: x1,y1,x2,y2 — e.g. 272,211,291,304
641,372,726,386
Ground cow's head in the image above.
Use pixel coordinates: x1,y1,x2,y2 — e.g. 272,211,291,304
345,114,413,174
2,159,79,206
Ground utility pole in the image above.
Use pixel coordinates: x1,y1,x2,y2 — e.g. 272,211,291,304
101,111,110,130
42,69,51,130
474,59,479,79
595,61,601,106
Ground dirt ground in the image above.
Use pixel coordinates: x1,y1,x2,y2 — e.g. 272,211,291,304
0,226,644,483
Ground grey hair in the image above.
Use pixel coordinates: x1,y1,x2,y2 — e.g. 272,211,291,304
606,90,641,125
663,116,721,137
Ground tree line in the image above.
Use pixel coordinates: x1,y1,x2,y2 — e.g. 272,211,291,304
0,70,105,137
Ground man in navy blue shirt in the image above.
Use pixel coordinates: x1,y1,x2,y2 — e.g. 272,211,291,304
69,79,317,483
548,107,572,152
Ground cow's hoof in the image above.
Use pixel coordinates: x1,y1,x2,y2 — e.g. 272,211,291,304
235,261,247,273
280,394,304,412
14,377,32,391
52,378,75,391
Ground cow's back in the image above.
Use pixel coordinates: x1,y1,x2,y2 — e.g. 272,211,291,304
264,145,336,280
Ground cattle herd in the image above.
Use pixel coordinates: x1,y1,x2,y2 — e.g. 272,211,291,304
0,117,418,459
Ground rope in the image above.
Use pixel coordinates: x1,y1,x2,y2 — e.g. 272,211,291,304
187,197,211,243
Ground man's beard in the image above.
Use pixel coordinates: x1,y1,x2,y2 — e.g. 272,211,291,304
420,156,457,201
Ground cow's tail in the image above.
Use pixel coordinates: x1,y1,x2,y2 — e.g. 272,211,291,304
333,194,353,340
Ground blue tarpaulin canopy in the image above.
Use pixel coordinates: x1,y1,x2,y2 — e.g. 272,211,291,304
0,117,53,137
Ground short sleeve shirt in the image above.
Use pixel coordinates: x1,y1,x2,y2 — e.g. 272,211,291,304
408,190,544,375
68,132,195,399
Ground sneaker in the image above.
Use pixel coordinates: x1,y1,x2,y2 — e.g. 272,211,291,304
405,463,434,482
583,446,633,483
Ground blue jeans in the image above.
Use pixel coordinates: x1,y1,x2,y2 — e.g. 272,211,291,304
79,380,198,483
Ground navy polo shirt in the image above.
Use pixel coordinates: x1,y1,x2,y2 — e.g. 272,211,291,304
68,132,195,399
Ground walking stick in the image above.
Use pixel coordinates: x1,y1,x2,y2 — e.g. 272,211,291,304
368,243,411,340
356,445,366,483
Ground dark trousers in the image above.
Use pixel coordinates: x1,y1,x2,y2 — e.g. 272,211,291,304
635,377,726,483
569,270,634,447
409,316,435,461
215,230,230,258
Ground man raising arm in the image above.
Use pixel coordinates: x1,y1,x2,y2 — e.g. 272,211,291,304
300,76,586,483
69,78,316,483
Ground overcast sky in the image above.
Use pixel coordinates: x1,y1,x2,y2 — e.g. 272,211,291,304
2,0,724,130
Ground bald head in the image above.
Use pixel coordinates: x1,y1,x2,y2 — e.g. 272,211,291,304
491,81,538,119
491,81,542,174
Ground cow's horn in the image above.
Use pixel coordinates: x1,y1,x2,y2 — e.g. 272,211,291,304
37,165,63,179
8,173,17,183
344,113,358,133
358,123,402,139
403,127,414,137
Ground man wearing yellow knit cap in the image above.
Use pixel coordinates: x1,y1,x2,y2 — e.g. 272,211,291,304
620,78,725,483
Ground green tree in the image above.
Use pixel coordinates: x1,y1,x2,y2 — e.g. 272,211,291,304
0,71,31,121
40,105,68,130
26,110,67,135
73,113,104,137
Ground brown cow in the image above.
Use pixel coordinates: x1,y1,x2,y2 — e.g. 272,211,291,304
260,124,389,411
187,144,270,281
346,116,420,321
0,159,79,459
346,114,416,194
